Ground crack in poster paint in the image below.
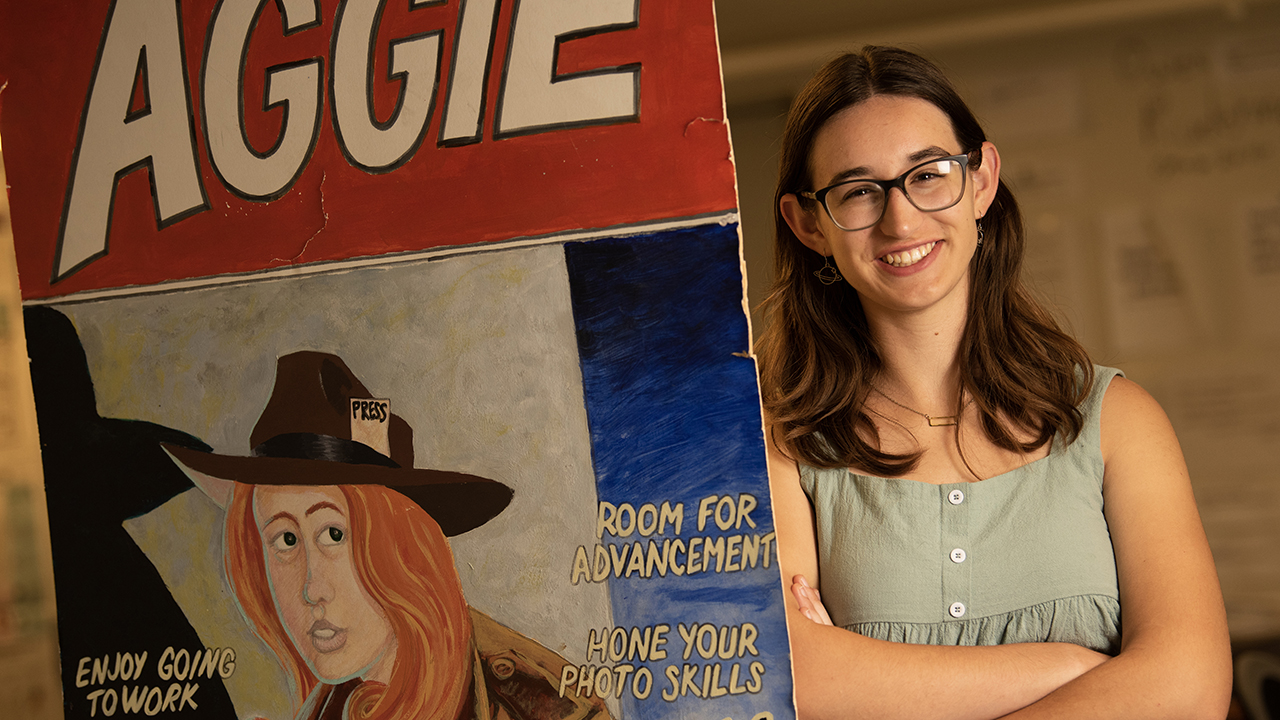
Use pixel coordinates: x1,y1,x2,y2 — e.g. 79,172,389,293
271,172,328,264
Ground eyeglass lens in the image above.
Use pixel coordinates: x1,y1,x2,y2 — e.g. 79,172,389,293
825,158,966,231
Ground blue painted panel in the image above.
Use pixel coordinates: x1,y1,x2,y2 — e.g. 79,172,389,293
566,224,795,720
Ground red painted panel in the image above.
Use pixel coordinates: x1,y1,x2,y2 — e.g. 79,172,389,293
0,0,736,299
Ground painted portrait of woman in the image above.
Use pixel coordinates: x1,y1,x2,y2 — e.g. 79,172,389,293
164,351,609,720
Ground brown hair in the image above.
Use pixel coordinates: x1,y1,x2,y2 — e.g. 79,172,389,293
225,483,473,720
755,46,1093,475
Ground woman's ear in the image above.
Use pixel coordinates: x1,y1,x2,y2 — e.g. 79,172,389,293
780,194,832,256
972,141,1002,219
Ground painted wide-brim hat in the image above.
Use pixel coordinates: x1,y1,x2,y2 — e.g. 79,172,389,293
163,351,512,536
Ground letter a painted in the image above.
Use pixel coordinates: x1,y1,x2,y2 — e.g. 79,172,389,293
56,0,207,282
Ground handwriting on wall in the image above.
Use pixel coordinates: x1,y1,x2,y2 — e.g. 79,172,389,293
1116,35,1280,176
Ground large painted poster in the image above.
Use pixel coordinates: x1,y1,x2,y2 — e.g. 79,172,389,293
0,2,793,720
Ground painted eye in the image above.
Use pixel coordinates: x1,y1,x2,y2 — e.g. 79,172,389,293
271,531,298,552
319,526,345,546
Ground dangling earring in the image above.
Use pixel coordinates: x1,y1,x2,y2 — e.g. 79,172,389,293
976,220,985,248
814,256,842,285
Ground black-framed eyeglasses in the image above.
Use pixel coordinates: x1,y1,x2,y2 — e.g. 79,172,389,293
800,153,973,231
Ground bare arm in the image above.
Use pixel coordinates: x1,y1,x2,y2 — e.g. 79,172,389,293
767,425,1108,720
996,378,1232,719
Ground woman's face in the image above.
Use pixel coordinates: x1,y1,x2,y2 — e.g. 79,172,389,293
253,485,396,684
784,94,999,319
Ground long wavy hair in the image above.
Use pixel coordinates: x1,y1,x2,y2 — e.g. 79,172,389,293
755,46,1093,475
225,483,473,720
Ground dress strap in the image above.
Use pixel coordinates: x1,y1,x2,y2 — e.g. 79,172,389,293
1062,365,1125,477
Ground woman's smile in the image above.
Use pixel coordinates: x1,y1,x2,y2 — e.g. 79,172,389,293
879,240,938,268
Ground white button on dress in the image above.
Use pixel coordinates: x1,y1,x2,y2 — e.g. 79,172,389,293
950,548,967,563
948,489,965,505
949,602,967,618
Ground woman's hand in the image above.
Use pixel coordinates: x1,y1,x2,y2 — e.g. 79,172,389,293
791,575,833,626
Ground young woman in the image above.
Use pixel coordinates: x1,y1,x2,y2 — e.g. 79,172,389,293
755,47,1231,719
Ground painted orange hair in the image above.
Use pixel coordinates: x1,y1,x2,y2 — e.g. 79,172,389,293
224,483,473,720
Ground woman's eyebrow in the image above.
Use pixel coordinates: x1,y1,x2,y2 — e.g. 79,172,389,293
827,164,874,184
824,146,955,185
907,145,954,163
306,501,343,517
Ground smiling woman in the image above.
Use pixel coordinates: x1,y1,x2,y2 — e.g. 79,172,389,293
784,94,994,321
755,47,1232,719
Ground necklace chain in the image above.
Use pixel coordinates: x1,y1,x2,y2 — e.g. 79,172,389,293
870,385,966,427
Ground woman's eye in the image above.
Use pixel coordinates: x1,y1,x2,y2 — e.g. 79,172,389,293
834,184,876,205
271,531,298,552
319,526,345,546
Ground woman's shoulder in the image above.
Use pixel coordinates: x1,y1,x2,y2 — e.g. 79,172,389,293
1098,372,1175,457
1094,371,1195,500
1084,364,1123,398
1074,364,1124,421
762,413,830,493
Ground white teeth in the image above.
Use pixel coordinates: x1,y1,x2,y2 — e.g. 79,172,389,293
313,628,336,639
881,242,937,268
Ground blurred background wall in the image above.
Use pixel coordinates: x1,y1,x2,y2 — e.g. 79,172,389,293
723,0,1280,651
1,0,1278,717
0,139,62,717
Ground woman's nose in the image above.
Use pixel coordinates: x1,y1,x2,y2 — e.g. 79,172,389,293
877,187,922,237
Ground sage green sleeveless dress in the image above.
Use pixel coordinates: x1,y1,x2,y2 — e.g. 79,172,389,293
798,366,1123,654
